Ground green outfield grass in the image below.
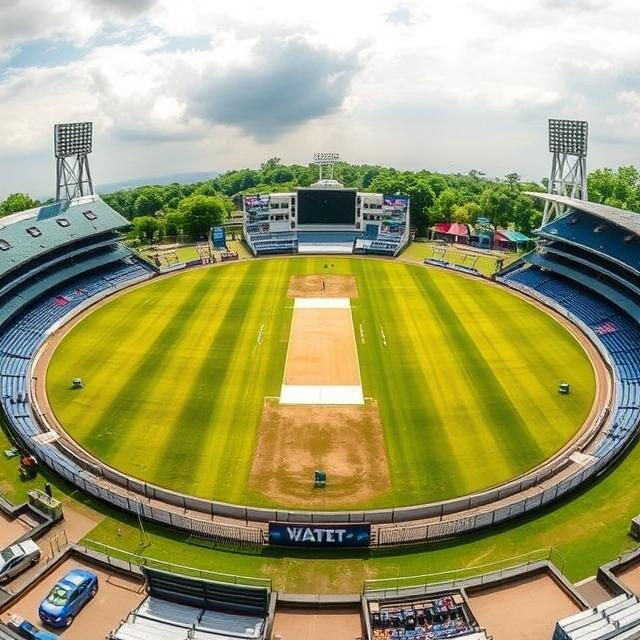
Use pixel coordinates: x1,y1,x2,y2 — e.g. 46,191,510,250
46,258,594,510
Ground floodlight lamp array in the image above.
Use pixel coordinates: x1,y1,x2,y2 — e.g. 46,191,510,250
54,122,93,158
313,152,340,165
548,119,588,156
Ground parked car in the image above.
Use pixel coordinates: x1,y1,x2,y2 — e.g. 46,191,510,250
0,539,40,583
38,568,98,628
7,616,57,640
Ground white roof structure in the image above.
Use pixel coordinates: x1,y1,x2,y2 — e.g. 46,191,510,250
527,192,640,236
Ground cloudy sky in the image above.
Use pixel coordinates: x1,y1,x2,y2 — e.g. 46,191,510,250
0,0,638,198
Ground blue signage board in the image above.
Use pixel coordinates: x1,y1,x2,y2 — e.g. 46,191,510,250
268,522,371,548
212,225,226,248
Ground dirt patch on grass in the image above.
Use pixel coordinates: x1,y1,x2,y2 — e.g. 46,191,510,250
250,401,390,508
287,274,358,298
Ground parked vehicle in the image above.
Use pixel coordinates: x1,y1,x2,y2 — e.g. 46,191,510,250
0,539,40,583
38,568,99,628
6,616,57,640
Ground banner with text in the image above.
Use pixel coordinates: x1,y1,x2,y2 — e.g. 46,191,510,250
268,522,371,548
382,194,409,214
244,195,270,218
212,225,226,248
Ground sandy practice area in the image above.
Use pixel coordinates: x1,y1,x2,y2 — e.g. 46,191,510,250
614,561,640,596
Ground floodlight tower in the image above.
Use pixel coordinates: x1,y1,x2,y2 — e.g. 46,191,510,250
313,152,340,181
542,118,588,225
54,121,94,201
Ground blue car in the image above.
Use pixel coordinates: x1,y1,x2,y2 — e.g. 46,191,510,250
38,568,98,628
6,616,57,640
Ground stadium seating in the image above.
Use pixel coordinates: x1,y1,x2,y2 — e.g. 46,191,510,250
501,257,640,464
247,231,298,255
369,593,486,640
0,261,153,445
0,196,131,273
0,196,155,477
553,593,640,639
538,210,640,274
110,569,269,640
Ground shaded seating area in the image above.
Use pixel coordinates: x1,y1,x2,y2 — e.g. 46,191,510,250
249,231,298,255
537,208,640,273
553,593,640,639
109,568,270,640
368,593,488,640
499,199,640,470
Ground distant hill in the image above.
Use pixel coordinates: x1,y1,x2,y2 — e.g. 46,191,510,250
97,171,219,194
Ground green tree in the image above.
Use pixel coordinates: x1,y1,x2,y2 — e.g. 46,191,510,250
132,187,164,217
511,194,537,233
162,210,184,237
433,187,459,222
0,193,39,216
130,216,159,242
178,194,228,239
480,184,513,229
260,157,282,172
588,166,640,211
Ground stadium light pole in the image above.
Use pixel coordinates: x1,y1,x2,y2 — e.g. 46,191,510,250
313,152,340,181
54,121,95,202
542,119,588,225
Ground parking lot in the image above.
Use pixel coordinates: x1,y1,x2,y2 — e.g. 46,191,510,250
1,557,145,639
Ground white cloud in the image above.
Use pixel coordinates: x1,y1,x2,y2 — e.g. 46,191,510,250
1,0,640,197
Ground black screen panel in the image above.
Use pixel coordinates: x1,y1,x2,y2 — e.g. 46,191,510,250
297,189,356,225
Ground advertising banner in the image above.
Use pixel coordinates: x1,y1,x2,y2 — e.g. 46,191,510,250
244,195,270,218
212,225,226,248
382,194,409,216
268,522,371,548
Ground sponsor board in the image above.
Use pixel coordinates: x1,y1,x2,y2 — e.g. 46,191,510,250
268,522,371,547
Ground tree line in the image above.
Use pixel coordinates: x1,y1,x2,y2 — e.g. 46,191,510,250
1,161,639,242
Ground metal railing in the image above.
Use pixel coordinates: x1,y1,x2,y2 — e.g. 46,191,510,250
79,538,272,589
363,547,563,594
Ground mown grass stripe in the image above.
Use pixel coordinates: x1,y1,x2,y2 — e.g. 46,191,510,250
81,269,217,456
448,280,594,452
199,259,291,498
149,261,269,496
414,268,545,468
355,261,466,499
389,264,512,495
46,274,191,430
108,266,243,474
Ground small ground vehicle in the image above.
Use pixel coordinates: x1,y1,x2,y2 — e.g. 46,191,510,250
6,616,58,640
38,568,99,628
0,540,40,583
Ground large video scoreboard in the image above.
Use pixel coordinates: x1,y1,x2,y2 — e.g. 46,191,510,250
297,188,357,225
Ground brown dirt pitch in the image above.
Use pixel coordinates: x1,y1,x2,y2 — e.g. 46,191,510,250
249,401,390,508
283,308,361,387
287,274,358,298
